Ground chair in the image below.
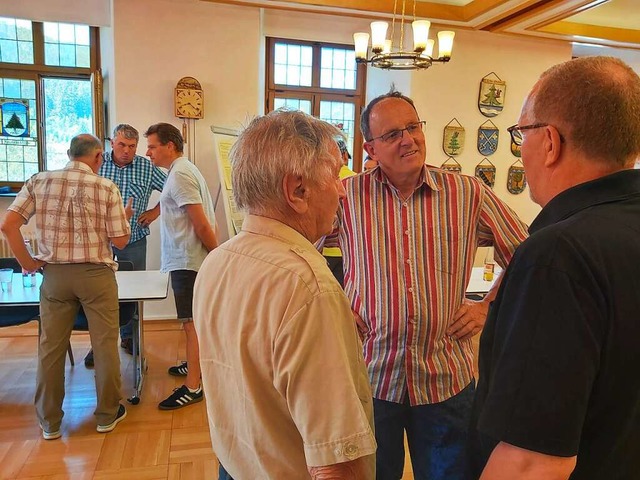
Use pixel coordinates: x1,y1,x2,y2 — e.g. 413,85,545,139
67,260,136,366
0,258,41,330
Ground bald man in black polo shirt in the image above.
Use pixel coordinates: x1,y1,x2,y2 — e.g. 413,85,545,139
470,56,640,479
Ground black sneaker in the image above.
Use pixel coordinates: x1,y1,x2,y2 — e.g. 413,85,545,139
158,385,203,410
120,338,133,355
97,404,127,433
168,361,188,377
84,349,94,368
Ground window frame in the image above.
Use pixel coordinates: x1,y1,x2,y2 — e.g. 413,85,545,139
0,19,101,191
266,37,367,171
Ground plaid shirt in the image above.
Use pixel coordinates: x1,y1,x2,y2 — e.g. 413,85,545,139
328,166,528,405
99,152,166,244
8,161,130,271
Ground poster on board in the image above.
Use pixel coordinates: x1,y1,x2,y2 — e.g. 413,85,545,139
211,126,244,241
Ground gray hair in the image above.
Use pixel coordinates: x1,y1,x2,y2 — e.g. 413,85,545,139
231,109,342,214
68,134,102,159
534,56,640,167
112,124,139,142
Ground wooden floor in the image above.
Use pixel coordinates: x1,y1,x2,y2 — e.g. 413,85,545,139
0,321,219,480
0,320,420,480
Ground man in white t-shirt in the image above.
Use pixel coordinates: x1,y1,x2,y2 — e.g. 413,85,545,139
144,122,218,410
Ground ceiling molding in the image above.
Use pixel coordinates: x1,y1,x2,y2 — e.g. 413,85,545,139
200,0,640,51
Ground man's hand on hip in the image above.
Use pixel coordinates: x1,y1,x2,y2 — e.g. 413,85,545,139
447,298,490,341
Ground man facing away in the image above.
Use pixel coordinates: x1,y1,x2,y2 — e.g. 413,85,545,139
470,56,640,480
82,124,166,367
144,122,218,410
0,134,132,439
193,110,376,479
324,90,528,480
322,138,356,287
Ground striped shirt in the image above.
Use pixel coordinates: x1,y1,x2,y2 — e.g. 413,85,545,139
99,152,166,244
8,161,130,271
333,165,528,405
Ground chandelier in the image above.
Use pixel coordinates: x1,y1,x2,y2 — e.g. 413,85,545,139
353,0,455,70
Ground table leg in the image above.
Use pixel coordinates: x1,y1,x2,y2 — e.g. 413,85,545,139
127,300,146,405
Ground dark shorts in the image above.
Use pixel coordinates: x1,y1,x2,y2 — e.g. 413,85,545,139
170,270,198,322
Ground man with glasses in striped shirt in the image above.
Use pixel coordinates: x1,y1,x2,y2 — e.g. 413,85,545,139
328,90,528,480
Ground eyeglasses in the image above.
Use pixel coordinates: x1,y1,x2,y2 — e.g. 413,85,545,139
507,123,565,147
370,121,426,144
506,123,549,147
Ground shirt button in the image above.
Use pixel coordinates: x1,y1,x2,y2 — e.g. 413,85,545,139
408,287,413,293
405,230,410,235
343,442,359,459
406,259,410,264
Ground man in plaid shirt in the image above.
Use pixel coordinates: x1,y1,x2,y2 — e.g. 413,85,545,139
1,134,133,438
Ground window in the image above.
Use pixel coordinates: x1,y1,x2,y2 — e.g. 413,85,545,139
266,38,367,171
0,16,99,190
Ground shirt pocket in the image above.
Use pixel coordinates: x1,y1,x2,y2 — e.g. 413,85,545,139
433,234,464,275
127,183,147,207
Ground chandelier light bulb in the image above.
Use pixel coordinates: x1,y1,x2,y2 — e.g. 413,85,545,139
353,32,370,59
370,21,389,53
383,39,392,54
424,39,435,57
412,20,431,52
437,30,455,58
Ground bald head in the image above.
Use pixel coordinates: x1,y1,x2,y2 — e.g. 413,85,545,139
531,56,640,168
67,134,104,172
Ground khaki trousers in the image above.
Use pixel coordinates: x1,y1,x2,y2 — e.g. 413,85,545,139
36,263,121,429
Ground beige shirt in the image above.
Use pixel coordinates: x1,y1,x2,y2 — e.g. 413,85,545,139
8,161,130,271
194,214,376,479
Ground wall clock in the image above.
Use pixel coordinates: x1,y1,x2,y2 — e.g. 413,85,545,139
174,76,204,119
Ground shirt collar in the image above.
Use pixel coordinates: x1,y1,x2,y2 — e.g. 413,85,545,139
529,169,640,234
371,164,442,192
241,214,322,255
168,156,188,171
103,151,141,169
65,160,94,173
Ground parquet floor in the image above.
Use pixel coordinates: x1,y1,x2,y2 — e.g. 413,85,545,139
0,321,219,480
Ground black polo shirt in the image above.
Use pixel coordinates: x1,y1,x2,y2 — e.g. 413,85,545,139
470,169,640,479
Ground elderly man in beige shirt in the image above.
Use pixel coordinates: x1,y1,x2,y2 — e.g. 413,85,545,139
193,110,376,479
1,134,132,440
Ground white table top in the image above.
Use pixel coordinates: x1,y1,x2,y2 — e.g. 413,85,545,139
0,270,169,307
466,266,502,295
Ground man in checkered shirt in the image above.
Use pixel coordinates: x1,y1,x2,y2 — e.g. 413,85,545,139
83,124,166,367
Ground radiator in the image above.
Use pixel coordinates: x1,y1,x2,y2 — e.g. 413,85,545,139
0,234,39,257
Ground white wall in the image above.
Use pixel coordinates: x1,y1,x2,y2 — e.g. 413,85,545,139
110,0,261,318
412,30,571,226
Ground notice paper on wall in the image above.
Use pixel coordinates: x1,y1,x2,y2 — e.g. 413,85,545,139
211,126,244,241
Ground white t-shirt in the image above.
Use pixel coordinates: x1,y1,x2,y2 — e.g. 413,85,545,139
160,157,216,272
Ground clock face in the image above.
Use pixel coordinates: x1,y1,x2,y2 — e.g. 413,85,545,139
175,88,203,119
